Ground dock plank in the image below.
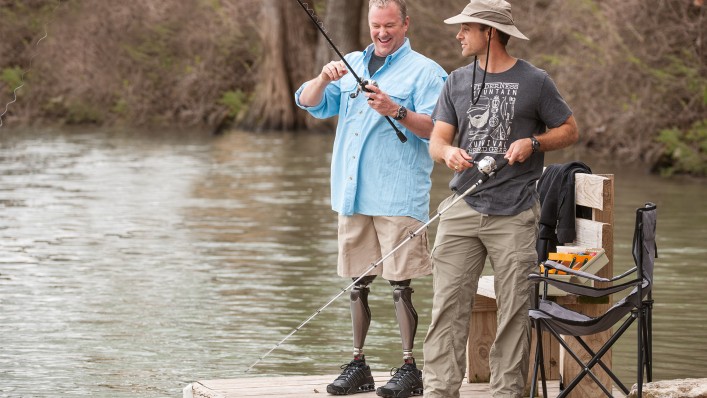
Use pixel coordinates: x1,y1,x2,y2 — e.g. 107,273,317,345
185,372,563,398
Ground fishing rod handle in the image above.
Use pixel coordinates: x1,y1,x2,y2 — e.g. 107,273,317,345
385,116,408,143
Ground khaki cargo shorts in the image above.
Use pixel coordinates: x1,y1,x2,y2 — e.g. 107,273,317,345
337,214,432,281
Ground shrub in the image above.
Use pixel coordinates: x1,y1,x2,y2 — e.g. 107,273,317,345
655,120,707,177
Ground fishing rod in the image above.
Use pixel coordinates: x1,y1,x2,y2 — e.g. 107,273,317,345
294,0,408,144
244,156,509,373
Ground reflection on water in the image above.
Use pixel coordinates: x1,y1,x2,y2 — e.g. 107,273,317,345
0,128,705,397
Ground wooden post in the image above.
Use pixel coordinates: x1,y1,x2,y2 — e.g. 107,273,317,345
468,280,562,389
467,295,497,383
560,174,614,397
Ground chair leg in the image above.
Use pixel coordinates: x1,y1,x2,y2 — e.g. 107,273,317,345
530,333,540,397
530,319,548,398
574,332,630,394
645,300,654,382
548,318,636,398
544,329,612,398
637,308,644,398
539,340,548,398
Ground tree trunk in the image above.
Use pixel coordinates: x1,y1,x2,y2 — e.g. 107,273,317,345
242,0,365,131
314,0,365,73
308,0,365,131
242,0,318,131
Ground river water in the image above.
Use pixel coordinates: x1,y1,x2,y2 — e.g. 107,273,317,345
0,128,705,397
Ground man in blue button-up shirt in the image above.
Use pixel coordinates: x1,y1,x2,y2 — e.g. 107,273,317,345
295,0,446,396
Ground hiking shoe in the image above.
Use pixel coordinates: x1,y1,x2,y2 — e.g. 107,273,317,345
376,361,423,398
326,357,375,395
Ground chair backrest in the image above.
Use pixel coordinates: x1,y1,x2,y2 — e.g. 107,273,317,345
617,203,658,306
632,203,657,303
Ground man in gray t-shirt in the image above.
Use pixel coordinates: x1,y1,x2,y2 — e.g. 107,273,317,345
422,1,579,397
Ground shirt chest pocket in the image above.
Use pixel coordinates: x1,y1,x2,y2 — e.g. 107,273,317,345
341,80,413,114
340,80,359,115
385,86,412,108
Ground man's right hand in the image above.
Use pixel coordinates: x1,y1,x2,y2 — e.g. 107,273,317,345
320,61,348,82
444,146,473,173
299,61,348,107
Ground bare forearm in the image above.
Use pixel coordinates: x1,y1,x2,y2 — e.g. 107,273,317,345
398,111,434,139
429,132,451,163
298,76,329,107
505,115,579,164
537,115,579,152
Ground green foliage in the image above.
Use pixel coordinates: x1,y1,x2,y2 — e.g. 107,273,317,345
112,98,128,115
43,96,105,125
1,67,24,94
65,101,105,124
656,120,707,177
219,90,249,118
121,23,178,80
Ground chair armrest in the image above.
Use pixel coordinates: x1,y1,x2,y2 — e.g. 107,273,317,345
528,273,642,298
543,260,636,283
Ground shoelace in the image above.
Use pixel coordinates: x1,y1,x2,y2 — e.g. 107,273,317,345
335,361,364,381
387,364,418,387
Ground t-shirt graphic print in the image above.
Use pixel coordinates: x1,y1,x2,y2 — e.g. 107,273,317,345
464,82,518,156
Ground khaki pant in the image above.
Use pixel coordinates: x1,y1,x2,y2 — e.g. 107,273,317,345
423,195,539,398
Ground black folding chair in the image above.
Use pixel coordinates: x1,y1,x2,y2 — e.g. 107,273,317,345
529,203,657,398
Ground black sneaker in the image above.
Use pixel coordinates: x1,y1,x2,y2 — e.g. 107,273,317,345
326,357,376,395
375,360,423,398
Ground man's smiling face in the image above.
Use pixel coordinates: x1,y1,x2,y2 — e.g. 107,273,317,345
368,3,409,57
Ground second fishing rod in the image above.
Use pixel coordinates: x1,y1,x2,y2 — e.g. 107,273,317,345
295,0,408,143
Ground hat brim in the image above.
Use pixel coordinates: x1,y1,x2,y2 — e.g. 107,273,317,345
444,14,529,40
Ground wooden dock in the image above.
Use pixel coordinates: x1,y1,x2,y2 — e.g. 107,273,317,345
183,372,564,398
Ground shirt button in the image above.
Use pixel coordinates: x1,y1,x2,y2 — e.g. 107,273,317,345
349,177,353,180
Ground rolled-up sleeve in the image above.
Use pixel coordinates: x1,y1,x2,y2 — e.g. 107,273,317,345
294,80,342,120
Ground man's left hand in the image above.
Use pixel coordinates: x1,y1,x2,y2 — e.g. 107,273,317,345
364,84,398,118
504,137,534,165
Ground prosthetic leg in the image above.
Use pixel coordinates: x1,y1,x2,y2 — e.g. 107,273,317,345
326,275,377,395
377,280,424,398
392,280,418,361
350,275,375,358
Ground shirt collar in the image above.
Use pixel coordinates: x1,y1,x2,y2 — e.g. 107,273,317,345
362,37,411,67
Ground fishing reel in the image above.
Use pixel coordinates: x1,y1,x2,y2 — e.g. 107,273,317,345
350,79,378,99
476,156,497,175
476,156,509,176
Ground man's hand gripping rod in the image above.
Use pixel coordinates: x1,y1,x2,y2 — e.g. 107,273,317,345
294,0,407,143
244,156,507,373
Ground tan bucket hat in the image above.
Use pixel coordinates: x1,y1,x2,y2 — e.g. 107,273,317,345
444,0,528,40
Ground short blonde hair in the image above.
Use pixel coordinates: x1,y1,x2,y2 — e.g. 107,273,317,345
369,0,407,21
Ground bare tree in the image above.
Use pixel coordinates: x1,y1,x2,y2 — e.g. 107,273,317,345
242,0,363,131
314,0,364,72
242,0,319,130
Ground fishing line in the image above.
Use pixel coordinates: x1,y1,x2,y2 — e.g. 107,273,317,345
243,156,508,373
0,1,65,128
294,0,408,143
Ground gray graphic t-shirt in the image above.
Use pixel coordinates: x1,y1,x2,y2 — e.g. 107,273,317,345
433,59,572,216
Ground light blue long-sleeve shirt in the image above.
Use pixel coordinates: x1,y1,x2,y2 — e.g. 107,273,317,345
295,39,447,222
